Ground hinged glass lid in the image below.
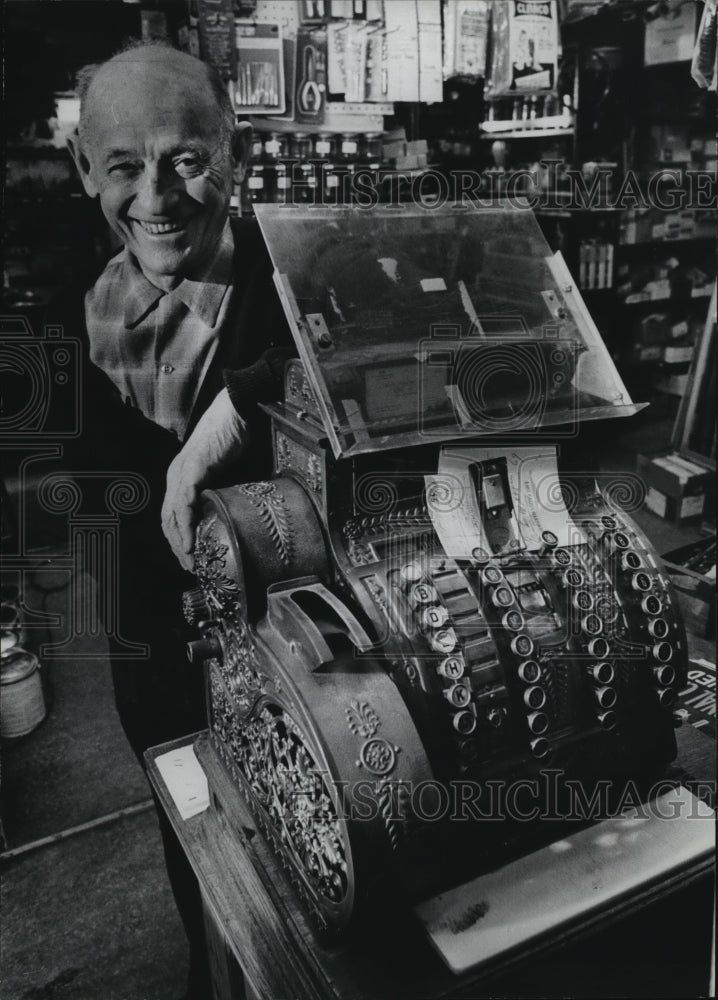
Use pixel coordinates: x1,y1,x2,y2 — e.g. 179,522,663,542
255,203,643,459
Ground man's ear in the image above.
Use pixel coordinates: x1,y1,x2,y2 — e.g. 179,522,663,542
231,121,253,186
66,130,99,198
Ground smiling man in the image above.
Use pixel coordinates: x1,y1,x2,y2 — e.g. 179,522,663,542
60,41,292,999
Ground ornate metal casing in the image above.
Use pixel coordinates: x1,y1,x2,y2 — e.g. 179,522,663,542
185,204,689,937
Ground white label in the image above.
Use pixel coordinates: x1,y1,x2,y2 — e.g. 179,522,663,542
342,139,357,154
277,175,291,190
326,174,339,188
265,139,280,154
421,277,447,292
680,494,705,518
316,140,331,155
645,487,668,518
249,177,264,189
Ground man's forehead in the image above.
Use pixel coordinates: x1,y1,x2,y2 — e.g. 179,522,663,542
85,55,218,140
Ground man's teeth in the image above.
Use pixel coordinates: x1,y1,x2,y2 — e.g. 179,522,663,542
136,220,185,234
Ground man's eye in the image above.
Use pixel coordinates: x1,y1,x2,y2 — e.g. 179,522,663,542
108,162,140,176
174,157,203,176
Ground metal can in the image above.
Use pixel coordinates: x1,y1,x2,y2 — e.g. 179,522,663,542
1,648,46,738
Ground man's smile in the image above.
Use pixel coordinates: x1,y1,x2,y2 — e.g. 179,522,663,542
130,218,189,236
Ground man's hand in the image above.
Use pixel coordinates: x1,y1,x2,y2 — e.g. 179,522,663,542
162,388,248,570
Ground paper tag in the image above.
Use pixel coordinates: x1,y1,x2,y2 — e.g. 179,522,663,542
646,486,668,518
155,745,209,821
680,494,705,518
421,277,447,293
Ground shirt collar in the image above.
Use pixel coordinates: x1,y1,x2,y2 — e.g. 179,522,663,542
123,220,234,329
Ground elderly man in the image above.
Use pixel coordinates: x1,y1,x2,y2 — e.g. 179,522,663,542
58,41,292,997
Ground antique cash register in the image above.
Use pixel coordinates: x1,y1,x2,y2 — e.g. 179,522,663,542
182,203,689,943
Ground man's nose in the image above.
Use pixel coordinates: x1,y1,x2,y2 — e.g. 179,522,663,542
135,161,181,215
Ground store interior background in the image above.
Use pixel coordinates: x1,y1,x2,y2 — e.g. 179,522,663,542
1,1,716,998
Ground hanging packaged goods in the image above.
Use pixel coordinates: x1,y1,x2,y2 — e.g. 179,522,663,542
485,0,561,96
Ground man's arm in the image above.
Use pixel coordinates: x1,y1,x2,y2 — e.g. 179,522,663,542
161,345,291,569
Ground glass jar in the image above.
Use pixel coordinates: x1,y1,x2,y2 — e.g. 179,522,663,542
290,131,312,161
314,132,336,161
247,165,265,204
339,132,359,164
322,163,340,205
361,131,383,164
264,131,288,163
274,163,291,204
249,135,264,163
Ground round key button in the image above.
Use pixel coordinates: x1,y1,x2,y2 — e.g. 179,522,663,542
511,634,534,657
581,613,603,636
400,561,424,585
482,565,504,586
491,587,514,608
422,605,449,629
621,551,643,571
518,660,541,683
438,656,464,680
564,568,584,588
502,610,524,632
573,590,594,612
553,548,572,566
648,618,669,639
598,710,617,731
160,363,174,374
595,686,617,709
524,686,546,710
588,637,610,659
431,628,457,653
530,736,551,758
653,664,675,686
452,710,476,735
631,572,652,593
410,583,438,607
641,595,662,616
652,641,673,663
589,662,614,684
527,711,549,735
445,684,471,708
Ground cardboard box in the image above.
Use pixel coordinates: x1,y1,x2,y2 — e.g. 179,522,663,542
645,487,705,524
637,450,712,500
662,536,716,638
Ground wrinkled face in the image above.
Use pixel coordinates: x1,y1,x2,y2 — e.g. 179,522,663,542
76,54,237,285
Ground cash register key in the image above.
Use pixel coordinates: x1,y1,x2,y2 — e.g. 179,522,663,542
452,710,477,735
553,547,572,566
502,609,524,632
422,605,449,629
182,587,212,626
581,613,603,636
598,710,617,731
613,531,631,550
631,571,653,593
588,637,610,659
518,660,541,683
653,664,676,686
431,628,457,653
530,736,551,758
657,687,677,707
572,590,594,612
523,685,546,710
482,564,504,586
186,634,222,664
601,515,618,530
648,618,669,639
589,662,614,684
409,582,438,607
491,586,514,608
594,686,617,709
652,641,673,663
527,711,549,735
641,595,662,616
445,683,471,708
539,530,559,556
400,561,424,585
621,550,643,571
437,655,465,680
511,634,534,657
563,568,584,588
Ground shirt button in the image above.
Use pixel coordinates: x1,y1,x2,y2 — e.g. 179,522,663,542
160,364,174,374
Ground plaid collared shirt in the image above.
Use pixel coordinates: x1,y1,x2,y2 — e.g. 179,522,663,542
85,221,235,440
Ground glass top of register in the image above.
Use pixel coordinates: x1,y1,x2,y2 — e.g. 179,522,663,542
255,203,643,460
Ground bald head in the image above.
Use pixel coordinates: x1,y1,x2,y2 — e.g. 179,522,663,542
69,42,251,287
78,43,234,155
